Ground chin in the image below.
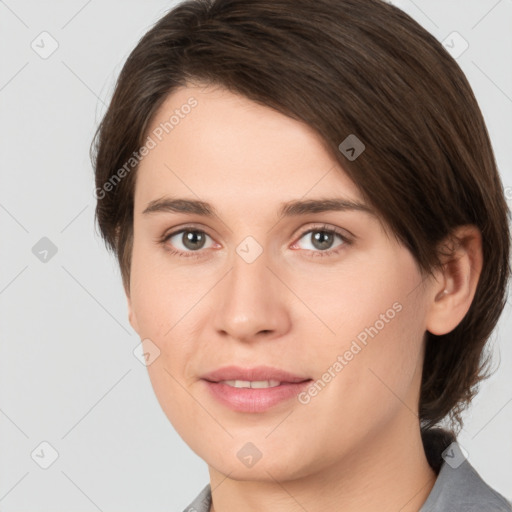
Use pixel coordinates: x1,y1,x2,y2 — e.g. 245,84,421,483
204,446,311,482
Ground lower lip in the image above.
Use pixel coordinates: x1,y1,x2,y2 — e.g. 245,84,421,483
202,379,313,413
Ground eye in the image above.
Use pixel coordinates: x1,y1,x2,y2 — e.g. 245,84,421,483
161,228,216,258
291,225,351,257
159,224,352,259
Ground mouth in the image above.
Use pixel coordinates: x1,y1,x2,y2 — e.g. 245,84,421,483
201,365,311,384
200,366,313,413
214,379,283,388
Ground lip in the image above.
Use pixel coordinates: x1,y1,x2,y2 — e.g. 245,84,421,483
201,365,313,413
201,365,311,383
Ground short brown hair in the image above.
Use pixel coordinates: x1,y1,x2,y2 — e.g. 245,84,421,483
91,0,511,436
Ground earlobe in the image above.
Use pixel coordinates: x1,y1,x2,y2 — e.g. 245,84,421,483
426,225,483,336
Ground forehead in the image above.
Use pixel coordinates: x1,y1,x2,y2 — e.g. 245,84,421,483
135,84,365,212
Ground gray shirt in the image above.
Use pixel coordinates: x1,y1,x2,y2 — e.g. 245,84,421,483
182,437,511,511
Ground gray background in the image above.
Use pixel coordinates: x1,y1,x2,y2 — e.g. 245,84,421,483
0,0,511,510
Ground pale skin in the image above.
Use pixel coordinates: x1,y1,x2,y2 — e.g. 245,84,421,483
125,84,483,512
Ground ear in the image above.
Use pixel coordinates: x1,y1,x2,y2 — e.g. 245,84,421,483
425,225,483,336
124,281,140,334
117,224,139,333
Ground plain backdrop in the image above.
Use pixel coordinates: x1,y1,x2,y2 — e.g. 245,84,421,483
0,0,511,510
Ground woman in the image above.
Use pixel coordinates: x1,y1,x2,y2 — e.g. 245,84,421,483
91,0,512,510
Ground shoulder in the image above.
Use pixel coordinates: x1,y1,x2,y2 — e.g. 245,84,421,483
182,483,212,512
420,441,511,512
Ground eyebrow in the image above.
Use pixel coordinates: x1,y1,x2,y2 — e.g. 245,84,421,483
142,196,376,218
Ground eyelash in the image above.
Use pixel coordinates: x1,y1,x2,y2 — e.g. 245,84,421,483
158,224,352,260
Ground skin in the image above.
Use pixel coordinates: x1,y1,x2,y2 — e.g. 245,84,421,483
125,84,483,512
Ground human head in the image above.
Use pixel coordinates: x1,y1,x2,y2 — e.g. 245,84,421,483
91,0,510,450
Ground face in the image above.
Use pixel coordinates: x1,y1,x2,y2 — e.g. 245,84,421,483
127,84,434,481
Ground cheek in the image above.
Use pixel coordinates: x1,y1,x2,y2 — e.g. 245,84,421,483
287,299,425,475
301,252,427,423
288,259,417,353
129,239,207,384
129,239,200,337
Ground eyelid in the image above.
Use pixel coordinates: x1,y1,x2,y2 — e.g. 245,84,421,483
292,223,354,243
160,222,215,241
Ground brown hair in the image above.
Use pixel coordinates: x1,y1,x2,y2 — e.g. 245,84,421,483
91,0,511,438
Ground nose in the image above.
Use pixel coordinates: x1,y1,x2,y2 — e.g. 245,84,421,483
212,243,292,343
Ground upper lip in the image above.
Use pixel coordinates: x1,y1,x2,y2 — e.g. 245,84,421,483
201,366,312,383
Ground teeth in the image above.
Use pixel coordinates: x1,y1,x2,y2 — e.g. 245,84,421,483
222,379,281,388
